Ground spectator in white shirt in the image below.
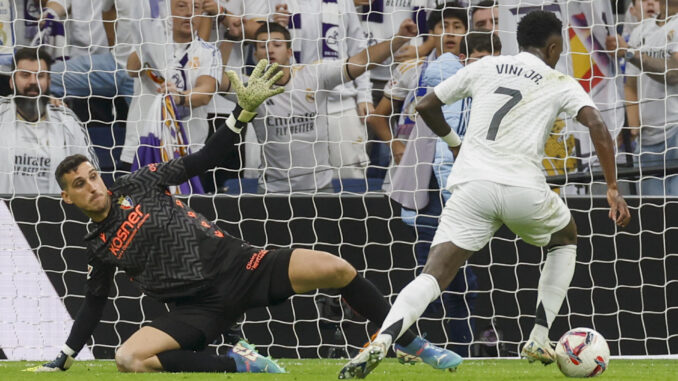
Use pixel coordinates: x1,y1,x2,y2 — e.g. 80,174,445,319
0,47,97,194
42,0,135,100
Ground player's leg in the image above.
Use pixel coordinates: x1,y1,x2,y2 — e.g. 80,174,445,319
117,308,282,373
115,326,180,372
501,184,577,365
339,244,473,379
287,248,417,345
116,324,243,373
341,181,500,378
521,216,577,364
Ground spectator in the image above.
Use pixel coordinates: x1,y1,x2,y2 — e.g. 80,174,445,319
622,0,660,42
121,0,221,181
616,0,660,157
246,0,374,180
1,1,51,96
0,47,97,194
390,32,500,357
606,1,678,195
357,0,458,177
369,3,467,166
227,20,417,193
41,0,135,99
471,0,499,34
356,0,453,102
197,0,254,191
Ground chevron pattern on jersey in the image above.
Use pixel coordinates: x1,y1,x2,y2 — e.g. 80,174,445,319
83,159,238,299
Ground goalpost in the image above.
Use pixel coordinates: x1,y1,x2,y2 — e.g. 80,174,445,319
1,0,677,361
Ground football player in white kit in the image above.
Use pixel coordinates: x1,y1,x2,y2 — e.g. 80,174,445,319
340,10,631,379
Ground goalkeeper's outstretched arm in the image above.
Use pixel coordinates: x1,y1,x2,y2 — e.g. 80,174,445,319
181,59,283,178
26,292,108,372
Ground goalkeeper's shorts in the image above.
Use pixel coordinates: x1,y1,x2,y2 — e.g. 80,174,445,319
147,247,294,350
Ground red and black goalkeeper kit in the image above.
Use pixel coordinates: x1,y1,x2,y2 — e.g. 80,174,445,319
84,159,248,301
63,124,296,354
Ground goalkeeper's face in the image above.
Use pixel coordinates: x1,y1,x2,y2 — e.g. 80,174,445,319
60,161,110,218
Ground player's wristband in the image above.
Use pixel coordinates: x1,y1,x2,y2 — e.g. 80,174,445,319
226,104,256,133
441,129,462,148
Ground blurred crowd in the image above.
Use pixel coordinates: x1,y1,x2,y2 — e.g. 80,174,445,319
1,0,677,196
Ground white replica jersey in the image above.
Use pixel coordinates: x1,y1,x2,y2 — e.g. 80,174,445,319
251,62,348,193
48,0,108,56
121,38,221,163
102,0,164,68
0,103,96,194
627,16,678,145
434,52,596,190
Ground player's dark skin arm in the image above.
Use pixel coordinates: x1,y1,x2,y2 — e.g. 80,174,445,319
576,106,631,227
415,91,460,157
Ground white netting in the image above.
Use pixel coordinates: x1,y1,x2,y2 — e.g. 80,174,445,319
1,0,677,361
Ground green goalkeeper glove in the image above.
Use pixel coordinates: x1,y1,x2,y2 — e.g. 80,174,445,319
225,59,284,132
24,350,74,372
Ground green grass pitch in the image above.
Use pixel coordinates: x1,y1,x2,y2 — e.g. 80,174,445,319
2,359,678,380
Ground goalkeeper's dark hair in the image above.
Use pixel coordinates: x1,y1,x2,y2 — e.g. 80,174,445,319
55,154,90,190
427,1,468,32
254,22,292,48
517,11,562,50
460,31,501,57
11,47,53,72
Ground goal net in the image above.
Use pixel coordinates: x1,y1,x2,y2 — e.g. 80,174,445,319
1,0,676,361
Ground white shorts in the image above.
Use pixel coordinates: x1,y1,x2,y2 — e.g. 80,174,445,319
431,181,572,251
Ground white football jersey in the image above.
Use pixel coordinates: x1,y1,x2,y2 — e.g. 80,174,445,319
627,16,678,146
434,52,596,190
121,38,222,164
47,0,108,56
250,62,348,193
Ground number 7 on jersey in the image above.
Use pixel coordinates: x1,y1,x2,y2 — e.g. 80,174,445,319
487,87,522,141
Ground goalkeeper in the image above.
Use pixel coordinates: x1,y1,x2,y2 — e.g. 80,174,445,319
29,60,457,374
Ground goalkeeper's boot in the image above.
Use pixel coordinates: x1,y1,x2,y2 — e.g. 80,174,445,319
521,339,556,365
24,350,74,372
227,340,286,373
338,339,388,379
394,336,462,372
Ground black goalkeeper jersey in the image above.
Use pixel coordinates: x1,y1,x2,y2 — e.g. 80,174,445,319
83,159,246,301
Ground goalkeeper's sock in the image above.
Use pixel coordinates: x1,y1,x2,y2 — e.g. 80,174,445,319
339,274,417,346
156,350,237,372
529,244,577,344
377,273,441,344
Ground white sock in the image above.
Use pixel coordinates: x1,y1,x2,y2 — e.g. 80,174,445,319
529,244,576,343
376,273,441,346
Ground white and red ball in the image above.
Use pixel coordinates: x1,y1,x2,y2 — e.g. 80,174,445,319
555,328,610,378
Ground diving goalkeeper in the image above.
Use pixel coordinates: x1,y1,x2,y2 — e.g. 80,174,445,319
27,60,457,374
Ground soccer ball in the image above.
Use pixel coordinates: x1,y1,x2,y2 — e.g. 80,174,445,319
555,328,610,378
